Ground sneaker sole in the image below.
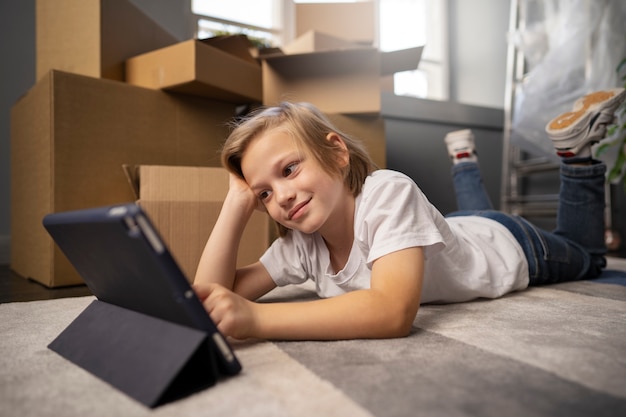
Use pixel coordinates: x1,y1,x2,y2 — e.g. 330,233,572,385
546,88,625,155
547,88,625,136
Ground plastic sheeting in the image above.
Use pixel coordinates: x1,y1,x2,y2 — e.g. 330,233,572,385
509,0,626,160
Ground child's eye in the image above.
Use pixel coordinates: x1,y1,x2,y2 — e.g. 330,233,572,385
258,190,272,201
283,162,299,177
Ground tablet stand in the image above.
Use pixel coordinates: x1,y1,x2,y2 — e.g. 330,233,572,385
49,300,222,407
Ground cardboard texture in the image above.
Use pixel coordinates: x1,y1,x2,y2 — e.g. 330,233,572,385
262,48,378,114
125,37,262,103
125,165,271,282
11,70,237,287
262,42,422,114
49,300,220,407
36,0,177,81
281,31,364,55
295,1,375,44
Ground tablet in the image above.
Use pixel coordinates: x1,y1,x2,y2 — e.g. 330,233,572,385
43,203,241,375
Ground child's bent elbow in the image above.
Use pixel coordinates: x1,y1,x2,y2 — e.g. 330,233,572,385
384,322,413,339
398,316,417,337
386,306,419,338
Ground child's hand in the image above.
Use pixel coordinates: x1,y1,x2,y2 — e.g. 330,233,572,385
194,283,258,340
228,173,265,212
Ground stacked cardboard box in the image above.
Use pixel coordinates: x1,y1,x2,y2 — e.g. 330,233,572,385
12,0,271,287
125,28,421,115
10,70,272,287
125,35,262,103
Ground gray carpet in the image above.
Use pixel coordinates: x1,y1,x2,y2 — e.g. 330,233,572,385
2,279,626,417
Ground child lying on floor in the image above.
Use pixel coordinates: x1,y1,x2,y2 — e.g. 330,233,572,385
193,89,625,340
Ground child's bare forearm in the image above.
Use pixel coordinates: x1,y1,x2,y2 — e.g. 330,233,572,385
237,247,424,341
251,289,418,340
194,189,256,287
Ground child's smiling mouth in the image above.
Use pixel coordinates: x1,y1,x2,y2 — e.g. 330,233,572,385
288,198,312,221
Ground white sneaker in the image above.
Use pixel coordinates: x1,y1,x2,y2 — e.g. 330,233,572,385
546,88,626,158
444,129,477,163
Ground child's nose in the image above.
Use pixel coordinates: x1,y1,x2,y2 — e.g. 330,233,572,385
275,183,295,205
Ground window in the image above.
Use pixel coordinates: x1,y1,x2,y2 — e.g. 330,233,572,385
192,0,281,47
379,0,448,100
191,0,448,100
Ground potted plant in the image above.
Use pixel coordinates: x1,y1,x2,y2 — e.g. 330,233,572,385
596,58,626,190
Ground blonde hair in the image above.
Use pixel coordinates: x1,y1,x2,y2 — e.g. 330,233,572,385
221,102,377,236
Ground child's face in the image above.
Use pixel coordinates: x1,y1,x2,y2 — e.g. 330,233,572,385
240,130,351,235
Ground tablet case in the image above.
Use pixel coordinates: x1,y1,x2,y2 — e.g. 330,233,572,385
43,204,242,407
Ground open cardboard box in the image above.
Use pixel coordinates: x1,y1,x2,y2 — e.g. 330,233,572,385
125,35,262,103
36,0,177,82
262,31,423,114
11,70,238,287
124,165,271,282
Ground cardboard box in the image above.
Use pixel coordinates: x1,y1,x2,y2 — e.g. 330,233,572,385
125,165,270,282
36,0,178,82
295,1,375,45
126,36,262,103
262,34,423,114
11,70,238,287
281,31,363,55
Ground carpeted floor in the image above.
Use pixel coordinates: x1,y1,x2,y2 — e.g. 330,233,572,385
2,270,626,417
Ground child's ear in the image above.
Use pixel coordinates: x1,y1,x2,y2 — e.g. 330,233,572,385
326,132,350,168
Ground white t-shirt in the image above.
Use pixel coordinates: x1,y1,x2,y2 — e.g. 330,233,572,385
260,169,529,304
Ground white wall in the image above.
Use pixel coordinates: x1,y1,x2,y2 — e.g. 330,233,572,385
449,0,510,108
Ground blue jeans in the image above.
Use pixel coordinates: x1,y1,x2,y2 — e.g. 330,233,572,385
446,161,607,285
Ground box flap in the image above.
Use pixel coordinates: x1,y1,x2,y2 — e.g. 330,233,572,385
380,46,424,75
263,47,378,77
137,165,230,202
252,47,284,59
263,44,422,77
122,164,140,200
